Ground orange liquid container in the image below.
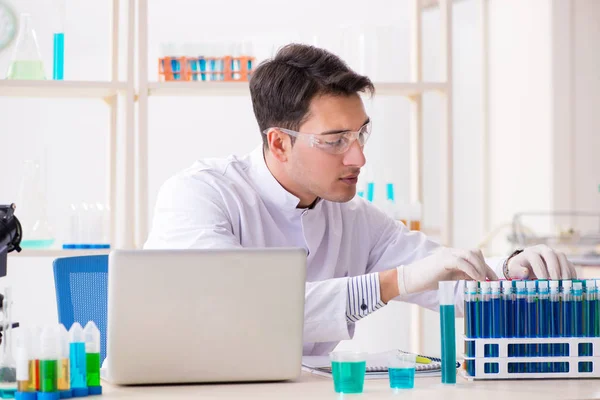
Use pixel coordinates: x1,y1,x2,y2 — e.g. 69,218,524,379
410,220,421,231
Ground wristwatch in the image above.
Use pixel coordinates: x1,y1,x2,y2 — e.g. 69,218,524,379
503,249,524,279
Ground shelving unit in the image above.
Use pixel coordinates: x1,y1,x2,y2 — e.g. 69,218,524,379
1,0,136,251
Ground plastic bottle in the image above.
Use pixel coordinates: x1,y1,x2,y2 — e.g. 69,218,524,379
68,323,87,397
83,322,101,395
39,326,59,400
15,328,36,400
57,325,71,398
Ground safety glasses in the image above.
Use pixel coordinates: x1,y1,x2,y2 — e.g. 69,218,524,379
262,121,372,155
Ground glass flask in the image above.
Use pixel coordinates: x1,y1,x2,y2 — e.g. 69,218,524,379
6,13,46,80
15,160,55,249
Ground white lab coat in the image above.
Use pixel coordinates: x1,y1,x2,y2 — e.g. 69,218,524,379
145,146,505,355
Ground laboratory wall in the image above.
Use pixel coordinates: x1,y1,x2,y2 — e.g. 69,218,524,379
572,0,600,222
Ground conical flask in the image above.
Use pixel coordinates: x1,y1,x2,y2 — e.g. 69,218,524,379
0,288,17,397
15,160,55,249
6,13,46,80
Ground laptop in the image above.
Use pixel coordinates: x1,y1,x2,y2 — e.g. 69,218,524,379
104,248,307,385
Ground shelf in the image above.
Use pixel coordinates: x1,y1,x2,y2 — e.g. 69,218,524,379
147,81,447,97
147,81,250,96
0,80,127,99
374,82,447,96
8,248,111,258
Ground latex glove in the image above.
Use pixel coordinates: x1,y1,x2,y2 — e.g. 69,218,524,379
506,244,577,280
396,248,498,295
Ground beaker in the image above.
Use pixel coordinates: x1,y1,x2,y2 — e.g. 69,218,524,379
15,160,55,249
0,288,17,397
6,13,46,80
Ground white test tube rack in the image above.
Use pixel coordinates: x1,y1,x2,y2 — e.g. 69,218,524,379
462,336,600,380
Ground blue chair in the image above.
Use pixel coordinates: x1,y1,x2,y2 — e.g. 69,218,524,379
53,255,109,363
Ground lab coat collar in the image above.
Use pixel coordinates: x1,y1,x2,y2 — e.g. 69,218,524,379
249,146,305,211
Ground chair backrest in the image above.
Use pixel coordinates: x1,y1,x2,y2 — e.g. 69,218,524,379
53,255,109,363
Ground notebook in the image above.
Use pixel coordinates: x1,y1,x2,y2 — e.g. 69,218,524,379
302,351,458,380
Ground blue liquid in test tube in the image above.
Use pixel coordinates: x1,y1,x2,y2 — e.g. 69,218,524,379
537,281,550,372
515,281,527,373
501,280,513,372
490,281,502,373
525,281,537,373
549,281,561,372
464,281,478,377
480,282,492,373
53,33,64,80
582,280,596,372
439,281,457,384
562,280,573,371
573,282,583,372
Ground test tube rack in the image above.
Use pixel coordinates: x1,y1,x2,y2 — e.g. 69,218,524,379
462,336,600,380
158,55,255,82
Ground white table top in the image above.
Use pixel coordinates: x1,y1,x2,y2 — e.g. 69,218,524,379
99,371,600,399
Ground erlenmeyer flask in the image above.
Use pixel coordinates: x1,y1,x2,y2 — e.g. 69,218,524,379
15,160,55,249
6,13,46,80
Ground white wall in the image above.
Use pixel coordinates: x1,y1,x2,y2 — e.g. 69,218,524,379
487,0,554,254
572,0,600,224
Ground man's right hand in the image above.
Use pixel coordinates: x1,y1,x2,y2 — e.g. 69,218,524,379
396,248,498,295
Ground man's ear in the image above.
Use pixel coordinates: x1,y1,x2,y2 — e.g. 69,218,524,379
267,129,292,162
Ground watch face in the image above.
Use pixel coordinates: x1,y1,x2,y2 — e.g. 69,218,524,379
0,2,17,51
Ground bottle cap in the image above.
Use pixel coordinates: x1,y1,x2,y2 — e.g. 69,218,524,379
84,321,101,353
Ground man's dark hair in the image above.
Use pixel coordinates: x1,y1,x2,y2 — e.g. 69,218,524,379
249,43,375,149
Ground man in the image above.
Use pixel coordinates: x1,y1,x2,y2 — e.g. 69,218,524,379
145,44,576,356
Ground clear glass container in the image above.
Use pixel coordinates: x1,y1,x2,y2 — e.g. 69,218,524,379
6,13,46,80
16,160,55,249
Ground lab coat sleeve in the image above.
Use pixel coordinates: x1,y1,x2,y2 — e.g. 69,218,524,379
144,173,242,249
304,278,354,343
363,203,507,317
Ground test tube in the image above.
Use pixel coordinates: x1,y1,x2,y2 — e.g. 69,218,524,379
68,323,88,397
525,281,537,373
562,280,573,364
515,281,527,373
480,281,492,373
581,280,596,372
537,281,550,372
490,281,501,373
15,330,36,400
501,280,514,339
549,281,561,372
57,325,71,399
439,281,456,384
83,322,102,395
596,279,600,338
53,0,65,80
464,281,478,377
39,326,59,400
573,282,583,337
